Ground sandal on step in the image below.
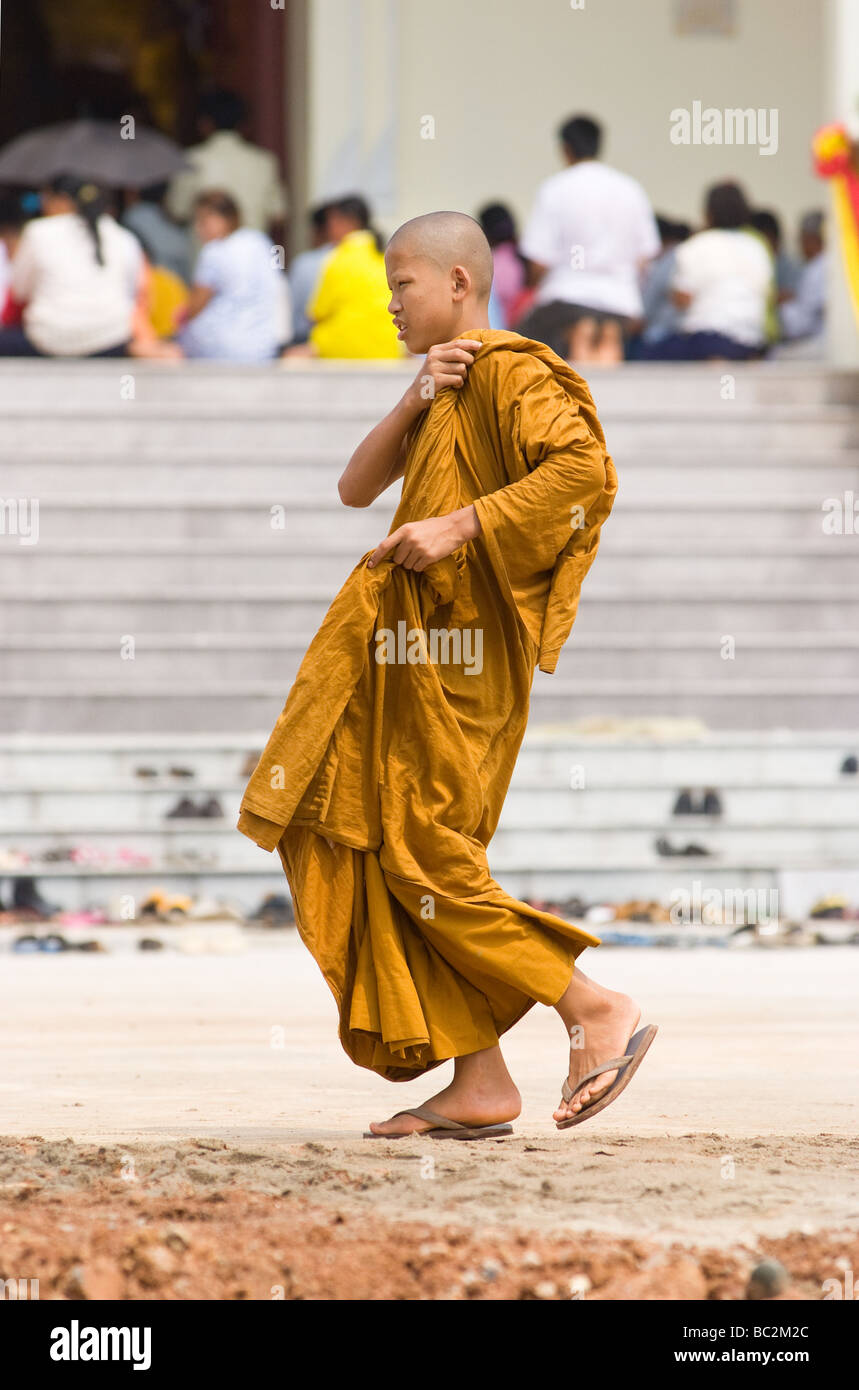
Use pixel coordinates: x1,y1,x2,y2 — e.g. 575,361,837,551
363,1103,514,1140
556,1023,658,1130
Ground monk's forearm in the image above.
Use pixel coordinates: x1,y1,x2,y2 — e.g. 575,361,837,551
338,391,424,507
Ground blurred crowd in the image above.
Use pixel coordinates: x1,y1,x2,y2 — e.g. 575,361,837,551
0,96,827,364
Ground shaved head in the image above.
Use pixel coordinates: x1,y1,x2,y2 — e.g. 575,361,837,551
387,211,494,302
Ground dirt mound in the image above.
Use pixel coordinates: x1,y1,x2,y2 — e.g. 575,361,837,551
1,1139,855,1301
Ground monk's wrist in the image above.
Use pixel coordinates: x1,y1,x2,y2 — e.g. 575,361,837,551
447,504,481,543
401,380,432,418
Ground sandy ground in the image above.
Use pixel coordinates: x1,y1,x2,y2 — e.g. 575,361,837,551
1,937,857,1299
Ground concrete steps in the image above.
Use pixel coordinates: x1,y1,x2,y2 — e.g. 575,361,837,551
3,784,856,831
1,358,857,907
1,356,857,729
0,356,856,406
4,457,858,499
2,627,858,682
3,582,857,621
4,542,859,590
7,494,852,544
2,411,857,455
3,689,859,735
0,731,855,918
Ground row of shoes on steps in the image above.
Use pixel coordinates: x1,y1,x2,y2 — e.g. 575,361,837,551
1,880,293,928
1,846,153,869
12,931,247,955
163,848,219,868
134,891,292,928
524,892,859,934
135,765,195,780
3,846,223,872
160,747,263,812
137,765,209,817
11,933,178,953
12,933,107,953
522,896,671,926
136,890,244,923
165,796,224,819
136,751,263,782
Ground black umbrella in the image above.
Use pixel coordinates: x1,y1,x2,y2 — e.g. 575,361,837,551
0,118,189,188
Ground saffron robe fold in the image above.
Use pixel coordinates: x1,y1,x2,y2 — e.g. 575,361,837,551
237,328,618,1080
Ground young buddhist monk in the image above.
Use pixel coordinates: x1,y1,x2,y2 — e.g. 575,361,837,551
238,211,657,1138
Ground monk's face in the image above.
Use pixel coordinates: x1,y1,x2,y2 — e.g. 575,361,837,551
385,242,465,354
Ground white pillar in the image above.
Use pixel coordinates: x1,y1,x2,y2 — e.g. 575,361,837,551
826,0,859,364
307,0,399,224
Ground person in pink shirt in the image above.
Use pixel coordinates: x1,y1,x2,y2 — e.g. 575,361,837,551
478,203,530,328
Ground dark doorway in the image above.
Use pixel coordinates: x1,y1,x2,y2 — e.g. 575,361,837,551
0,0,289,184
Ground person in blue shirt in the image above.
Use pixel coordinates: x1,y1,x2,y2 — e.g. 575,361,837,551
287,201,333,344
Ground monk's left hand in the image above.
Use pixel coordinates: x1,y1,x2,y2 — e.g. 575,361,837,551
367,505,480,572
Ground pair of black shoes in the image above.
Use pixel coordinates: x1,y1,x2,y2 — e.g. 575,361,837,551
248,893,294,927
655,837,714,858
672,788,722,817
165,796,224,820
2,875,60,918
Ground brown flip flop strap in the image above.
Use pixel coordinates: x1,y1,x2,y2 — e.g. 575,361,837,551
391,1104,468,1131
561,1051,633,1105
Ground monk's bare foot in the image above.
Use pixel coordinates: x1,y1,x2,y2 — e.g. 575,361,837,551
367,1045,521,1136
553,968,641,1123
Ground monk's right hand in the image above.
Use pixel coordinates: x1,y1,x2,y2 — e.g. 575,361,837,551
407,339,483,410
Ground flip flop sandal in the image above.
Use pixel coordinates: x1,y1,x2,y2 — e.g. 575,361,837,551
363,1103,514,1141
556,1023,658,1130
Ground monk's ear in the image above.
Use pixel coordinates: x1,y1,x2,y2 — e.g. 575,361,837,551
451,264,471,300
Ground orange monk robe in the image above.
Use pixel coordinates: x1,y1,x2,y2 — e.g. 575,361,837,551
237,328,618,1081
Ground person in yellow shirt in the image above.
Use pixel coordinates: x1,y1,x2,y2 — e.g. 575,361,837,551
285,196,405,360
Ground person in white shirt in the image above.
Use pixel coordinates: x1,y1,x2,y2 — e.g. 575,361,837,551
1,176,143,357
639,182,773,360
178,189,290,362
518,114,661,362
166,89,288,240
